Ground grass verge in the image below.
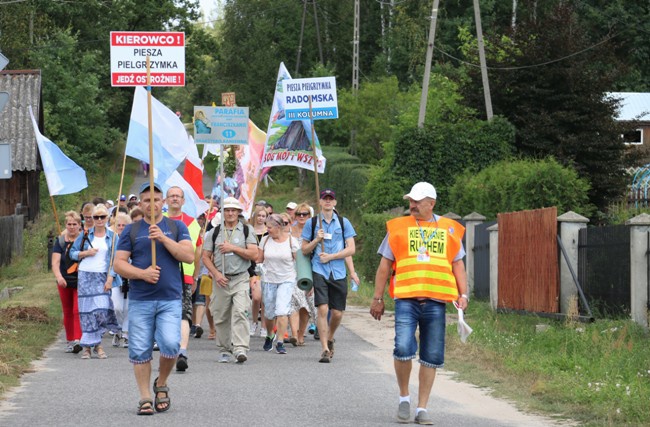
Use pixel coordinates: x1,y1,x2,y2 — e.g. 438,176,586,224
0,272,61,398
444,300,650,426
348,281,650,426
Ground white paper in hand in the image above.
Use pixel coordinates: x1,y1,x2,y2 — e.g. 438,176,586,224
453,301,473,343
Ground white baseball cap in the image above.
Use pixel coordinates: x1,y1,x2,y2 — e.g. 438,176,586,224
403,182,437,201
286,202,297,210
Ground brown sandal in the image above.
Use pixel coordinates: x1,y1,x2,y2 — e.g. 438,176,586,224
137,399,154,415
153,377,171,413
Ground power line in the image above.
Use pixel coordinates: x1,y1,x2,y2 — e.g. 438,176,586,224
434,33,619,71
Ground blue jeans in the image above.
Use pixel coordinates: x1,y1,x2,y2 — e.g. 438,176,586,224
128,299,181,363
394,299,446,368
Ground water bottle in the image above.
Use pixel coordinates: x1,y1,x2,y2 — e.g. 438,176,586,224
351,278,359,292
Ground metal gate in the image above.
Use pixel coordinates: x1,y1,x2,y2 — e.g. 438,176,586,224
578,225,630,316
473,220,496,300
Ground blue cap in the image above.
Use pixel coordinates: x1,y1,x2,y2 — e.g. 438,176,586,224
139,181,163,194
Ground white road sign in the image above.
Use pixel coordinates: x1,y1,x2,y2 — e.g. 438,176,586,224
110,31,185,87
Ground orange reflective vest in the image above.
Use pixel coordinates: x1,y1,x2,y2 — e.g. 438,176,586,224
387,215,464,301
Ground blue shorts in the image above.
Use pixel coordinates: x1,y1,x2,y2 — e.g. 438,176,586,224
262,281,294,319
393,299,446,368
192,283,206,306
128,299,182,363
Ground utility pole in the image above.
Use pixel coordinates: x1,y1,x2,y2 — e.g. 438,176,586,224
352,0,359,93
295,0,307,75
313,0,324,65
417,0,440,128
473,0,493,120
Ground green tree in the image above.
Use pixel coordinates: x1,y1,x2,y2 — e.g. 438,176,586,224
365,116,515,213
30,30,122,168
458,2,627,211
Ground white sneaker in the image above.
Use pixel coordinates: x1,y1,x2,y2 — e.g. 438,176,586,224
111,333,121,347
120,337,129,348
260,328,267,338
218,353,231,363
249,322,258,337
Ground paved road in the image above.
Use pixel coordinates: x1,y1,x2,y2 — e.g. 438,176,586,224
0,317,559,427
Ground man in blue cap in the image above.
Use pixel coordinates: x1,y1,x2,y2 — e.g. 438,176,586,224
114,182,194,415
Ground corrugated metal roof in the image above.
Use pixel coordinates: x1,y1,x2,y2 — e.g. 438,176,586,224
607,92,650,122
0,70,41,171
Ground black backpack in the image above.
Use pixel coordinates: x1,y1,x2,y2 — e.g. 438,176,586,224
210,221,256,276
57,235,80,288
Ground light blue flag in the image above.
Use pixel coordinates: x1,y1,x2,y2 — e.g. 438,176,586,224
126,86,191,183
29,106,88,196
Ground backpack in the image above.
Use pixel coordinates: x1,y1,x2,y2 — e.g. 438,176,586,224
57,235,80,287
309,213,347,257
210,220,257,276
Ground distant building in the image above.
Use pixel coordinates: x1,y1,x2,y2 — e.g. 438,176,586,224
0,70,42,220
608,92,650,146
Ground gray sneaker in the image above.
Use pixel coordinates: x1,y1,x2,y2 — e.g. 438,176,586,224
414,410,433,425
218,353,231,363
397,401,410,423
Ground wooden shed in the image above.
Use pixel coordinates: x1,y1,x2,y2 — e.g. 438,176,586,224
0,70,42,221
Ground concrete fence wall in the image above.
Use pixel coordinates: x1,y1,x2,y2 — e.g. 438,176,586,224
462,211,650,328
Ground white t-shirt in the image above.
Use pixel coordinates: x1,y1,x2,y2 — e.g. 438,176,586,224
260,235,300,284
79,235,109,273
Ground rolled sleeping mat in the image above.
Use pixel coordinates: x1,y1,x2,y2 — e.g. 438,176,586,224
296,250,313,291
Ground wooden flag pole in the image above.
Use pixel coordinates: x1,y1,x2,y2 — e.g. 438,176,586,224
115,149,128,217
308,98,324,252
50,195,62,236
107,148,128,275
146,56,156,267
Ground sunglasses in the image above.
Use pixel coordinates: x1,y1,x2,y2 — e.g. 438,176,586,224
92,215,107,220
296,212,309,217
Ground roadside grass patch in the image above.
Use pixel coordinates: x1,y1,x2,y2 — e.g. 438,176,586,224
445,300,650,426
0,272,61,397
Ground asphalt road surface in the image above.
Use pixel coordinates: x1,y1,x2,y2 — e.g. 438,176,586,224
0,316,566,427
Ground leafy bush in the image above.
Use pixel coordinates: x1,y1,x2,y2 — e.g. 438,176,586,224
449,157,595,219
303,147,369,219
355,213,396,282
365,116,515,213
